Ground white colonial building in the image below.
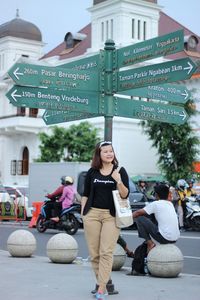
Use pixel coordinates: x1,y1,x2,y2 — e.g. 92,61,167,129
0,0,200,186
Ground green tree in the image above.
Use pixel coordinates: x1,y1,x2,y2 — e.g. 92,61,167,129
36,126,67,162
141,100,200,186
65,121,100,162
36,121,100,162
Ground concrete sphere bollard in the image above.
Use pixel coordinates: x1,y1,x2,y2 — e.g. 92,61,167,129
7,229,36,257
47,233,78,263
147,244,184,277
112,244,126,271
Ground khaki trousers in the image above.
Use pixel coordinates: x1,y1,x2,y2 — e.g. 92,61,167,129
83,208,120,292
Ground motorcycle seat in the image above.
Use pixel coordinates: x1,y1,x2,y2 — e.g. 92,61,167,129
61,206,75,215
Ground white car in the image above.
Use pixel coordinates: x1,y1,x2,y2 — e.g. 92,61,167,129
4,185,33,219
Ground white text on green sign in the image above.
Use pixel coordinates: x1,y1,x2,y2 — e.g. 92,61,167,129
118,58,197,91
6,86,100,113
114,97,188,125
8,63,99,91
43,110,99,125
61,54,99,71
117,83,191,104
117,30,184,68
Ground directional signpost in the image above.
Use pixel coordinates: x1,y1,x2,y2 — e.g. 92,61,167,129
8,63,99,91
42,110,100,125
5,30,197,140
117,83,191,104
114,97,188,125
6,85,100,113
118,57,197,91
117,30,184,68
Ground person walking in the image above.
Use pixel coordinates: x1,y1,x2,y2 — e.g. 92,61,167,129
133,183,180,253
81,141,129,300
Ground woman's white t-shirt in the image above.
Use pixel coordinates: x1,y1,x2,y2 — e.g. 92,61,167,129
144,200,180,241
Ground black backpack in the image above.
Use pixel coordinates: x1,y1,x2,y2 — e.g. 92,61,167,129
131,242,148,275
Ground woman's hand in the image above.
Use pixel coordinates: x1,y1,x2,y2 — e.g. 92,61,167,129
111,169,121,184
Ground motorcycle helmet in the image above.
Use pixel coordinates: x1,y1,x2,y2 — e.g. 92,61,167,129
187,179,195,185
64,176,74,184
61,176,66,185
177,179,188,191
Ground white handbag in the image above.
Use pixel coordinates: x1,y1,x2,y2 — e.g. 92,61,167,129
112,189,133,228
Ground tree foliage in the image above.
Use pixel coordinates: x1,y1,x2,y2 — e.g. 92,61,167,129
64,122,100,162
36,121,100,162
36,126,67,162
141,100,200,186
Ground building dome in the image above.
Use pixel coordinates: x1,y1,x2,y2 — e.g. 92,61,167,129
0,11,42,42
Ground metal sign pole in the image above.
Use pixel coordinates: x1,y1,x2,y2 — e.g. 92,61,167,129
103,39,116,141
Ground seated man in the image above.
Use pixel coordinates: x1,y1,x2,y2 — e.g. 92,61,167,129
132,183,180,253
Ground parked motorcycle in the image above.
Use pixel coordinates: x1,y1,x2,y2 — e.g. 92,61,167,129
36,199,82,235
184,196,200,231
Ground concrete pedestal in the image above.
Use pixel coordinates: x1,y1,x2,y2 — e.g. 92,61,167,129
7,229,36,257
147,244,184,277
47,233,78,263
112,244,126,271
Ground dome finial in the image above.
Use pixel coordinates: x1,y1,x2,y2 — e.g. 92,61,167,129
16,9,19,18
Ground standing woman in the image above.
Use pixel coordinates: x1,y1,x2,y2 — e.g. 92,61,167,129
81,141,129,300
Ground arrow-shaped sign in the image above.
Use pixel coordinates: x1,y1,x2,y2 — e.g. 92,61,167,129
117,83,191,104
10,89,22,102
117,30,184,68
13,67,24,80
43,110,100,125
118,58,197,92
6,85,100,114
183,61,193,74
114,97,188,125
8,63,99,91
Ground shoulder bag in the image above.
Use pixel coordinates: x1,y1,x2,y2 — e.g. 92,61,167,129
112,171,133,228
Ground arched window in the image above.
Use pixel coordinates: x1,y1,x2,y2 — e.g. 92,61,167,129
22,147,29,175
65,32,74,48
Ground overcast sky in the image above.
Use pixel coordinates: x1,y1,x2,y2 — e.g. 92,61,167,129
1,0,199,53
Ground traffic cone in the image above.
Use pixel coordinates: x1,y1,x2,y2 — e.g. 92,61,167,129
29,202,43,228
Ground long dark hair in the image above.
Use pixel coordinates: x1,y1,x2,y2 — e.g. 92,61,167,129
91,141,118,169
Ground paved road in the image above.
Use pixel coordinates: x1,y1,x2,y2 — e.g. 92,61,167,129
0,221,200,275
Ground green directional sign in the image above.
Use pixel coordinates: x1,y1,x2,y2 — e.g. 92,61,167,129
8,63,99,91
118,58,197,92
61,54,100,71
117,83,191,104
6,85,100,113
117,30,184,68
114,97,188,125
43,110,100,125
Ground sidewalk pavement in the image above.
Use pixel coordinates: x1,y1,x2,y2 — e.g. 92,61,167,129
0,250,199,300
